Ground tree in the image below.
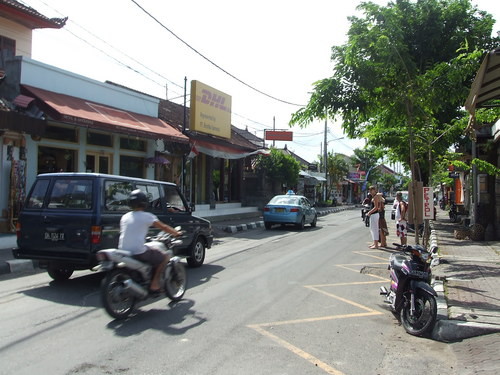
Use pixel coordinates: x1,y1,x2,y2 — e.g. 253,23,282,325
327,153,349,200
290,0,498,184
379,173,398,195
254,148,300,194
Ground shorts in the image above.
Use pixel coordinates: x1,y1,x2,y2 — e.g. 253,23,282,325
134,244,173,266
397,220,408,238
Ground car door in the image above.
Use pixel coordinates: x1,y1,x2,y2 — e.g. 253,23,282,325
160,184,196,248
19,177,94,260
301,197,314,222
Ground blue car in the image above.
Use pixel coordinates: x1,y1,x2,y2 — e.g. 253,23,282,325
263,192,318,230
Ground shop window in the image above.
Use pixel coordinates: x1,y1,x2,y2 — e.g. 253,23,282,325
45,125,78,142
120,155,144,178
120,137,146,151
38,146,76,174
88,131,112,147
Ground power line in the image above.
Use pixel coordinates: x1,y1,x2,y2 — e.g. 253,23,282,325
130,0,306,107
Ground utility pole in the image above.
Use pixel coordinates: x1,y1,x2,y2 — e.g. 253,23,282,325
324,118,328,202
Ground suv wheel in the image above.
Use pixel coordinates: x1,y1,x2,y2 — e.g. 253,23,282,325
47,266,74,281
187,237,205,268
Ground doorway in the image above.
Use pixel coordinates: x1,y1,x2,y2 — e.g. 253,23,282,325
86,153,111,174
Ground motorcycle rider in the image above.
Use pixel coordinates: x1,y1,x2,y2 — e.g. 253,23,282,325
118,189,182,293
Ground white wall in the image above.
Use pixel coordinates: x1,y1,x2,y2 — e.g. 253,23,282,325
0,17,32,57
19,57,160,117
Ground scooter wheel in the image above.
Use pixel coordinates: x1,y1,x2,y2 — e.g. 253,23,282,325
165,262,187,301
449,212,458,223
101,269,136,320
400,290,437,337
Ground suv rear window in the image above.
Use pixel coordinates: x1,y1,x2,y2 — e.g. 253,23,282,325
47,179,93,209
26,179,50,209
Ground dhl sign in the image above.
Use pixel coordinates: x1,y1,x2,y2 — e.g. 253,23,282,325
190,80,232,139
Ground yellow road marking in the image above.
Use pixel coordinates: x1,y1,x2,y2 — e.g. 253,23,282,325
248,250,391,374
248,324,346,375
251,311,381,328
308,280,387,287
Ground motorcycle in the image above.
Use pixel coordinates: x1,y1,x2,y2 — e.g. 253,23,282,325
93,229,187,319
379,243,438,336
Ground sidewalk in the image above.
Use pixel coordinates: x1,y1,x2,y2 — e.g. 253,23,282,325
430,210,500,342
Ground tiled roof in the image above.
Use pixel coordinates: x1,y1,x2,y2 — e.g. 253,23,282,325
0,0,67,29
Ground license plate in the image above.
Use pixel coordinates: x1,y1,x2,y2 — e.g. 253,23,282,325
44,232,65,242
274,208,285,213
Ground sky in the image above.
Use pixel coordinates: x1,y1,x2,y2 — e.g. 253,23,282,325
18,0,500,163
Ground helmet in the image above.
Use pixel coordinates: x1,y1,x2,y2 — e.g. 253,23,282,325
128,189,148,209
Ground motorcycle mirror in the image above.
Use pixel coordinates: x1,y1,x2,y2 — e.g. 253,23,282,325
174,226,181,231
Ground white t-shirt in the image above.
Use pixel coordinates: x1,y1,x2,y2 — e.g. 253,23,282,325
395,201,402,221
118,210,159,255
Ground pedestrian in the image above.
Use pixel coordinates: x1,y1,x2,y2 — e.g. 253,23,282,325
378,193,388,247
366,185,383,249
395,192,408,245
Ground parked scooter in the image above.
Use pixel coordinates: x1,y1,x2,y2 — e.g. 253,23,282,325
93,229,187,319
449,202,459,223
379,243,438,336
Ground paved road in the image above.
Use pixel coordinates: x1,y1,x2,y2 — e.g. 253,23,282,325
1,210,460,375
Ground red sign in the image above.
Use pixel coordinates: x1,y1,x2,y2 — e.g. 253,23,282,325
265,130,293,141
423,186,434,220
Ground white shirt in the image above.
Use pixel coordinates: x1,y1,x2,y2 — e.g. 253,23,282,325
118,210,158,255
395,201,402,221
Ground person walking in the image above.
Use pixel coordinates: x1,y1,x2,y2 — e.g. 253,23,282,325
366,186,383,249
395,192,408,245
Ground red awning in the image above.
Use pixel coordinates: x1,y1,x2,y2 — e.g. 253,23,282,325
190,139,269,159
21,85,188,143
13,94,35,108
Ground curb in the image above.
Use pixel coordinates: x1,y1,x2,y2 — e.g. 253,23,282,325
430,223,500,342
224,221,265,233
0,258,38,276
219,205,356,233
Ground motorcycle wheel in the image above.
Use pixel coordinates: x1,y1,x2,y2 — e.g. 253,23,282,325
449,211,458,223
101,269,136,320
165,262,187,301
400,290,437,336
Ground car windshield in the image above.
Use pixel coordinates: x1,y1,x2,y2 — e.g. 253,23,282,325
269,196,300,205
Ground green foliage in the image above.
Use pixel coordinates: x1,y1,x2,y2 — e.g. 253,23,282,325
254,148,301,189
289,0,499,183
327,153,349,198
379,173,398,194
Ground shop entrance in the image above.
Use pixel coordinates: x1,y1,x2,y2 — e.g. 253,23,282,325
86,153,111,174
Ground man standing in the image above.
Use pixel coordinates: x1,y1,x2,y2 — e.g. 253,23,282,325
395,192,408,245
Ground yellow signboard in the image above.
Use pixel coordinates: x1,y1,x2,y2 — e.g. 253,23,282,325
190,80,232,139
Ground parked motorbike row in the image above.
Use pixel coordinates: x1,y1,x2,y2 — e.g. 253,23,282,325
92,229,187,320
